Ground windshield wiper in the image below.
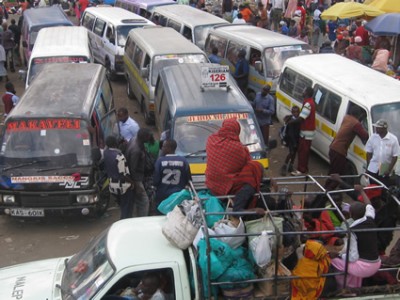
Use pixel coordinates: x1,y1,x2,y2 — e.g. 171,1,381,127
2,160,50,172
37,165,77,173
185,143,258,158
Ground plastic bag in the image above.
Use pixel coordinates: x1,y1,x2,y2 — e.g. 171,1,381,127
162,205,199,249
198,190,225,228
245,216,283,250
213,218,245,249
249,231,272,268
157,189,192,215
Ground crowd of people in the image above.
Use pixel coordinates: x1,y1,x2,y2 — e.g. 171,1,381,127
213,0,399,77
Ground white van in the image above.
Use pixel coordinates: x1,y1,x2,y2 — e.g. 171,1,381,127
25,26,93,89
204,24,313,98
151,4,228,49
124,26,208,124
80,6,154,80
276,53,400,175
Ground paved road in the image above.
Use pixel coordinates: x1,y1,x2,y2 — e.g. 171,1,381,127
0,17,330,267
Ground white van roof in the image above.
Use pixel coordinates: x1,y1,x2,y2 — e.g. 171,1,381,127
84,6,153,25
30,26,91,59
153,4,228,27
283,54,400,108
128,26,206,56
209,24,309,50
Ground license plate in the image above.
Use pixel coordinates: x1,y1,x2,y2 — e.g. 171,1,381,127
10,208,45,217
192,175,205,183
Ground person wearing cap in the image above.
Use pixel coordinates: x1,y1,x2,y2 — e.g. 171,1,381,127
365,119,400,187
344,36,364,63
233,49,249,95
251,85,275,145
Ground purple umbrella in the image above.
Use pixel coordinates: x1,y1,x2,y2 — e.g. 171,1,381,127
365,13,400,35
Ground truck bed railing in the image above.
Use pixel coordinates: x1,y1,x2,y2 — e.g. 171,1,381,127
188,174,400,299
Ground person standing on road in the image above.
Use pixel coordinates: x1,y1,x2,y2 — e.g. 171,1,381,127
233,49,249,96
270,0,285,32
2,82,19,117
8,19,20,67
153,139,191,215
365,119,400,187
103,135,135,219
126,128,152,217
2,23,15,72
0,43,8,82
324,106,369,190
117,107,140,145
251,84,275,145
290,86,316,176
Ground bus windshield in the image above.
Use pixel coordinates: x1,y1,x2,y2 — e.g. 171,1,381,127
28,56,90,86
264,45,312,78
173,113,263,157
0,119,93,167
152,54,207,85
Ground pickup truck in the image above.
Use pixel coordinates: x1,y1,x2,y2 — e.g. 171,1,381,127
1,175,400,300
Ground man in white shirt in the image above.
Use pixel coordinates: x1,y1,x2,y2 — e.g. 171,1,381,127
117,107,140,143
365,119,400,186
232,12,246,24
270,0,285,31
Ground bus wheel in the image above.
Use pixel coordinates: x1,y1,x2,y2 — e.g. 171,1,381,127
126,76,135,100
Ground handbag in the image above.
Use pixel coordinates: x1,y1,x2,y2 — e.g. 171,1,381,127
162,205,199,249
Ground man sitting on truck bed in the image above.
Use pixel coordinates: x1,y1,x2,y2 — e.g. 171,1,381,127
205,118,265,215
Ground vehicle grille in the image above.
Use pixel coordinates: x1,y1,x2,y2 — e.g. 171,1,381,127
21,195,71,207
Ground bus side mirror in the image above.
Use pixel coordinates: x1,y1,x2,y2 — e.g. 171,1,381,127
140,66,149,78
255,60,263,72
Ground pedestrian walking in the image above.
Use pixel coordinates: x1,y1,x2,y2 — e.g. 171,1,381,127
251,84,275,145
365,119,400,187
103,135,135,219
290,86,316,176
2,23,15,72
280,105,300,176
126,128,152,217
2,82,19,117
233,49,249,96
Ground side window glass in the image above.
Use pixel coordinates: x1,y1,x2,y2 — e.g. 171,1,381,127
82,13,95,30
205,35,227,58
250,48,262,67
93,19,106,37
126,40,136,60
182,26,192,40
143,54,151,69
133,47,144,68
106,26,114,43
348,102,368,133
279,68,312,102
167,19,182,33
226,42,245,65
159,15,168,26
314,84,342,123
103,268,175,299
101,79,113,110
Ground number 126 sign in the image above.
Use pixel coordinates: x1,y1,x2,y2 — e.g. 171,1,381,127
201,66,229,88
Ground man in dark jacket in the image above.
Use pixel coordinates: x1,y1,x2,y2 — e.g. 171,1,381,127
126,128,152,217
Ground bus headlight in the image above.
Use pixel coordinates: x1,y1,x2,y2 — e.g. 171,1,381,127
3,195,15,203
76,195,96,204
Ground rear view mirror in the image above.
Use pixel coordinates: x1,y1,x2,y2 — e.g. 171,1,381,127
255,60,263,72
140,67,149,78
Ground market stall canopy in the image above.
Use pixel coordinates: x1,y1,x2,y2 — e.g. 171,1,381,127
365,13,400,35
367,0,400,13
320,2,385,20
